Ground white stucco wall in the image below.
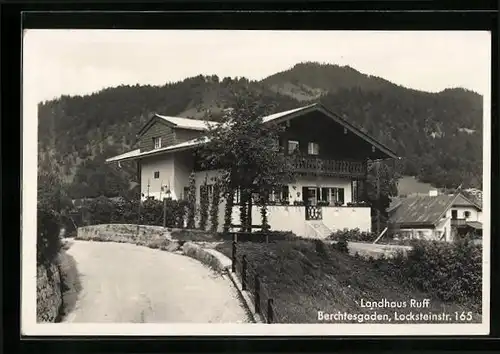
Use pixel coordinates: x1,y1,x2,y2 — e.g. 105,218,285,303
322,207,371,232
446,206,481,222
193,169,226,231
172,151,194,200
139,154,175,200
396,216,452,242
230,205,371,237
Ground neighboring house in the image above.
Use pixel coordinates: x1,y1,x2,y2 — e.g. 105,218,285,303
106,103,398,238
387,190,483,243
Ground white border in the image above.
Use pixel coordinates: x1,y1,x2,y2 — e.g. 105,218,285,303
21,30,491,336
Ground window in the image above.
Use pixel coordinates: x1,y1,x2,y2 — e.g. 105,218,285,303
288,140,299,154
269,185,289,203
464,211,471,218
307,187,318,205
329,187,345,205
153,137,162,149
233,188,240,204
183,187,190,200
200,184,214,200
307,142,319,155
207,185,214,200
451,209,458,220
153,171,160,179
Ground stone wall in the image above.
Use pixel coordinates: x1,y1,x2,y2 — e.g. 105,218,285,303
76,224,171,245
36,262,62,322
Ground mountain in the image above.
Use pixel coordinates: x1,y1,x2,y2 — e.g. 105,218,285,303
37,62,483,199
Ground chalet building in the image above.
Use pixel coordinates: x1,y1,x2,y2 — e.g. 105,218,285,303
387,190,483,243
106,103,398,238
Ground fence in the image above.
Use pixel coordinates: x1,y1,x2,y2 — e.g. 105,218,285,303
229,232,283,324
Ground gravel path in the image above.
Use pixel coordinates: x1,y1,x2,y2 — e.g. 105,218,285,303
63,240,249,323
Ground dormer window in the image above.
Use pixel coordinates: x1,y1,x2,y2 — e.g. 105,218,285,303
153,137,162,149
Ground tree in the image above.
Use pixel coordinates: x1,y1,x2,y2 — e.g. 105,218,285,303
364,160,401,234
199,175,210,230
209,178,221,232
186,172,197,229
197,87,295,232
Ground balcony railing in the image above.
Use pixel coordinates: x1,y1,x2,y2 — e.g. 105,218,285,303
451,218,467,227
289,156,366,178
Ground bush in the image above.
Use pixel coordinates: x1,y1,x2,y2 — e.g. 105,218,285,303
370,239,482,307
37,206,62,265
333,233,349,253
328,228,376,243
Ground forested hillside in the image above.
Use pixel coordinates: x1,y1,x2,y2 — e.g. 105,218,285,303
38,62,483,199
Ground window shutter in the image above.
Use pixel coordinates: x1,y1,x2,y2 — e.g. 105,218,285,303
282,185,289,201
338,188,345,205
321,188,329,202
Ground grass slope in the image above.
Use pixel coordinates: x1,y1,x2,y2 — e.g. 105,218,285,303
216,240,481,324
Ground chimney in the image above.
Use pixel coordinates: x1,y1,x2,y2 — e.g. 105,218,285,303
429,189,438,197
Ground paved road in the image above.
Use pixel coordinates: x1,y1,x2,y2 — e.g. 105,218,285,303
64,240,249,323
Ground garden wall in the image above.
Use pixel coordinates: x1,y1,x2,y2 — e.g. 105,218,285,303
76,224,171,245
36,262,62,322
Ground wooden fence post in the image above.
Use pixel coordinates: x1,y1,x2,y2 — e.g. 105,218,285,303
231,240,236,273
267,298,274,324
242,255,247,291
163,198,167,227
254,274,260,314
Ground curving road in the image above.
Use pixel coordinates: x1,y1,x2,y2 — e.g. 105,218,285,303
63,240,249,323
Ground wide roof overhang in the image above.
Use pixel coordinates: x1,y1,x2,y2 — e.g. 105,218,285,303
106,103,399,164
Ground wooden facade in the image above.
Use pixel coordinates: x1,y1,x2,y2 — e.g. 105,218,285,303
138,120,176,152
278,110,384,161
137,119,204,153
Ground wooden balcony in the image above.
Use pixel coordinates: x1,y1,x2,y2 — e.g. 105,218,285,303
451,218,467,227
289,156,366,178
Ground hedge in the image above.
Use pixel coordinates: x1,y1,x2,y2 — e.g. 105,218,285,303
73,197,189,228
371,239,482,308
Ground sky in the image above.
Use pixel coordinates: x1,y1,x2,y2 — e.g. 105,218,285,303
23,30,491,103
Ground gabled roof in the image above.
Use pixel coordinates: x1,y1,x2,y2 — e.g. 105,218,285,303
388,194,457,227
110,102,399,163
136,113,219,137
387,192,482,227
155,114,219,131
263,103,398,159
105,137,209,163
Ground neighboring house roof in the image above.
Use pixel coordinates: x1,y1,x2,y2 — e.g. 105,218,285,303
388,195,457,227
388,192,482,227
453,193,482,210
108,102,398,163
466,221,482,230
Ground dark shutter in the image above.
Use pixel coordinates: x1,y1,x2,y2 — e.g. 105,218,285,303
321,188,329,202
338,188,345,205
282,185,289,202
302,187,308,204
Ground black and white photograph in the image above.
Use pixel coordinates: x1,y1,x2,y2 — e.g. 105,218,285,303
22,29,491,336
